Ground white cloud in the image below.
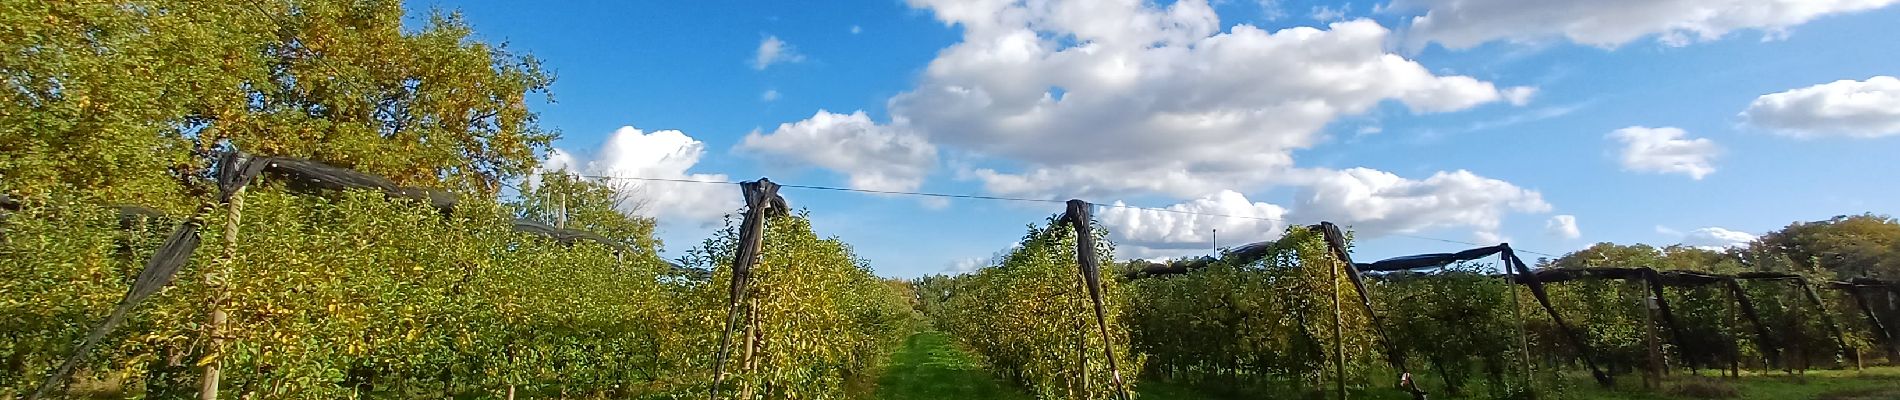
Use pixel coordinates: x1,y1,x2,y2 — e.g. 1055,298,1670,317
850,25,862,34
1098,190,1288,259
524,148,581,189
1287,168,1551,240
1741,76,1900,138
537,148,581,175
1392,0,1900,50
761,89,780,102
1257,0,1288,20
753,35,804,70
1682,227,1757,250
1503,87,1537,106
1473,230,1508,245
855,0,1526,199
545,126,740,223
739,110,938,191
1546,214,1581,239
945,256,991,274
1310,4,1350,22
1609,126,1720,180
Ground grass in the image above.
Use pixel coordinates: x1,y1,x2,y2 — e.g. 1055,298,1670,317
864,333,1900,400
865,330,1034,400
1564,367,1900,400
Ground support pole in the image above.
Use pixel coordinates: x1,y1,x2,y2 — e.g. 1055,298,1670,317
1640,281,1663,390
1506,250,1613,387
200,187,243,400
1330,250,1348,400
1795,278,1857,367
711,179,781,399
1843,285,1898,360
1316,223,1415,398
1639,269,1690,374
1723,279,1781,370
28,150,262,400
1503,249,1534,389
1062,200,1131,400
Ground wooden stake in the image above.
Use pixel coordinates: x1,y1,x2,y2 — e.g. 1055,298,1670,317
1641,281,1663,390
1504,255,1534,389
201,187,243,400
1330,249,1348,400
1062,200,1131,400
710,179,781,399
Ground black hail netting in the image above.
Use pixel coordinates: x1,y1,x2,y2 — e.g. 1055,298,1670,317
1352,246,1900,380
710,179,786,398
31,152,665,399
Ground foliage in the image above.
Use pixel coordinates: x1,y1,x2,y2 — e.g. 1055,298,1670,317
1373,263,1533,397
0,0,555,209
678,211,921,400
925,217,1141,400
1122,226,1383,392
2,182,915,399
1757,214,1900,280
514,172,661,256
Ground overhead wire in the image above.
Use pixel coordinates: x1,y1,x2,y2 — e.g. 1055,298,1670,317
562,174,1567,257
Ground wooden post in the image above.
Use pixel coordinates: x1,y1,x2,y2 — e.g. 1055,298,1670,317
201,187,243,400
1505,250,1612,387
711,179,781,399
1640,281,1663,390
1061,200,1131,400
1074,265,1090,395
1844,285,1898,361
739,297,761,400
1788,282,1804,374
1315,223,1410,392
1330,248,1348,400
1795,279,1856,367
1723,279,1780,372
1502,253,1534,389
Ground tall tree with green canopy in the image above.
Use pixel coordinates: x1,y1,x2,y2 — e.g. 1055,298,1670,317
1,0,555,208
1759,214,1900,279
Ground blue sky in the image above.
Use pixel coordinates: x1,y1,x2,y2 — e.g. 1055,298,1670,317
411,0,1900,277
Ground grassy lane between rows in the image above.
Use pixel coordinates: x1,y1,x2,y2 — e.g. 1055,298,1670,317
1564,367,1900,400
867,331,1900,400
867,331,1034,400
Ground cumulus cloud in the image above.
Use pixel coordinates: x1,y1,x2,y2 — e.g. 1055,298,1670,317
1682,227,1757,250
1287,168,1551,240
1546,215,1581,239
1742,76,1900,138
1098,190,1289,259
753,35,803,70
542,126,740,223
767,0,1524,199
761,89,780,102
1609,126,1720,180
1392,0,1900,50
740,110,938,191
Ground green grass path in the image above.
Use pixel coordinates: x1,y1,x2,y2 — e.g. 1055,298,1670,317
869,331,1034,400
870,330,1900,400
